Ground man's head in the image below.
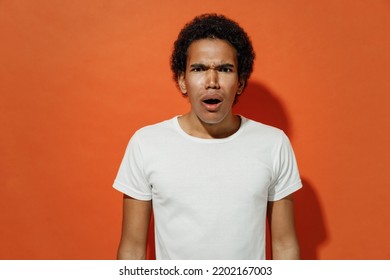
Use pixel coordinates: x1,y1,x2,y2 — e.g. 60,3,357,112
171,14,255,95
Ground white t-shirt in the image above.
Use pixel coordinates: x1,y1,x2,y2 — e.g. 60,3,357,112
113,116,302,260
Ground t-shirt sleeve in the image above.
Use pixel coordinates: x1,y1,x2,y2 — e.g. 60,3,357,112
113,133,152,201
268,131,302,201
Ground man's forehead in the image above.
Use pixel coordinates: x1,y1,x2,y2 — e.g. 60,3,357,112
186,39,238,65
188,39,236,53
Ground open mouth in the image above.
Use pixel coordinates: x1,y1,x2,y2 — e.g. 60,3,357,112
203,99,222,104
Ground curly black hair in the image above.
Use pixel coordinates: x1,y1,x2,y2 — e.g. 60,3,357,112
171,14,255,88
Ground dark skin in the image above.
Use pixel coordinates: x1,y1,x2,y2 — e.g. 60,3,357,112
117,39,300,260
117,195,151,259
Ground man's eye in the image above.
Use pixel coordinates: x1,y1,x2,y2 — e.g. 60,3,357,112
219,67,233,73
191,67,203,72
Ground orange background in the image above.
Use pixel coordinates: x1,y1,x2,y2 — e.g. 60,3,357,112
1,0,389,259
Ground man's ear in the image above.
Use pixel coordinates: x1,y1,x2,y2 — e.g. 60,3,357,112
178,73,187,94
237,80,246,95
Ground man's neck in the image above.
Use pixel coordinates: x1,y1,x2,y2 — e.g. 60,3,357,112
178,113,241,139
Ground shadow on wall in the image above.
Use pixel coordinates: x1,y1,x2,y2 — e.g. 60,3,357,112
295,178,328,260
234,81,291,137
145,80,328,260
237,81,328,259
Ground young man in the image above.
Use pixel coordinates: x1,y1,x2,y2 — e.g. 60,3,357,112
113,14,302,260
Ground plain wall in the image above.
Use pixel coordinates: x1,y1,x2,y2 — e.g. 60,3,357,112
1,0,389,259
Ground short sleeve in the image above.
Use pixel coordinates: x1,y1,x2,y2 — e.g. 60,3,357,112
268,131,302,201
113,133,152,200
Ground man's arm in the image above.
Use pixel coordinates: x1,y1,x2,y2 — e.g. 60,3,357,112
117,194,152,259
267,194,300,259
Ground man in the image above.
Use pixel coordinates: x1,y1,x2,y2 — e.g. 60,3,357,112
113,14,302,260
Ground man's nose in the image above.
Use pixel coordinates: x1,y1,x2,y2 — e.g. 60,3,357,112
205,69,220,89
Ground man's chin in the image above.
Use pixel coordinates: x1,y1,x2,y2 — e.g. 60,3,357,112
196,112,230,126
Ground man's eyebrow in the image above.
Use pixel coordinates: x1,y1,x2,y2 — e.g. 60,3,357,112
189,63,235,69
216,63,235,69
189,63,207,68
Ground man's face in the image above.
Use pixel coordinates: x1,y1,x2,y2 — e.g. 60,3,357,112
178,39,244,125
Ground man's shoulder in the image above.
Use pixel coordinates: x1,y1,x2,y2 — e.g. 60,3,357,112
133,116,177,138
242,116,284,138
